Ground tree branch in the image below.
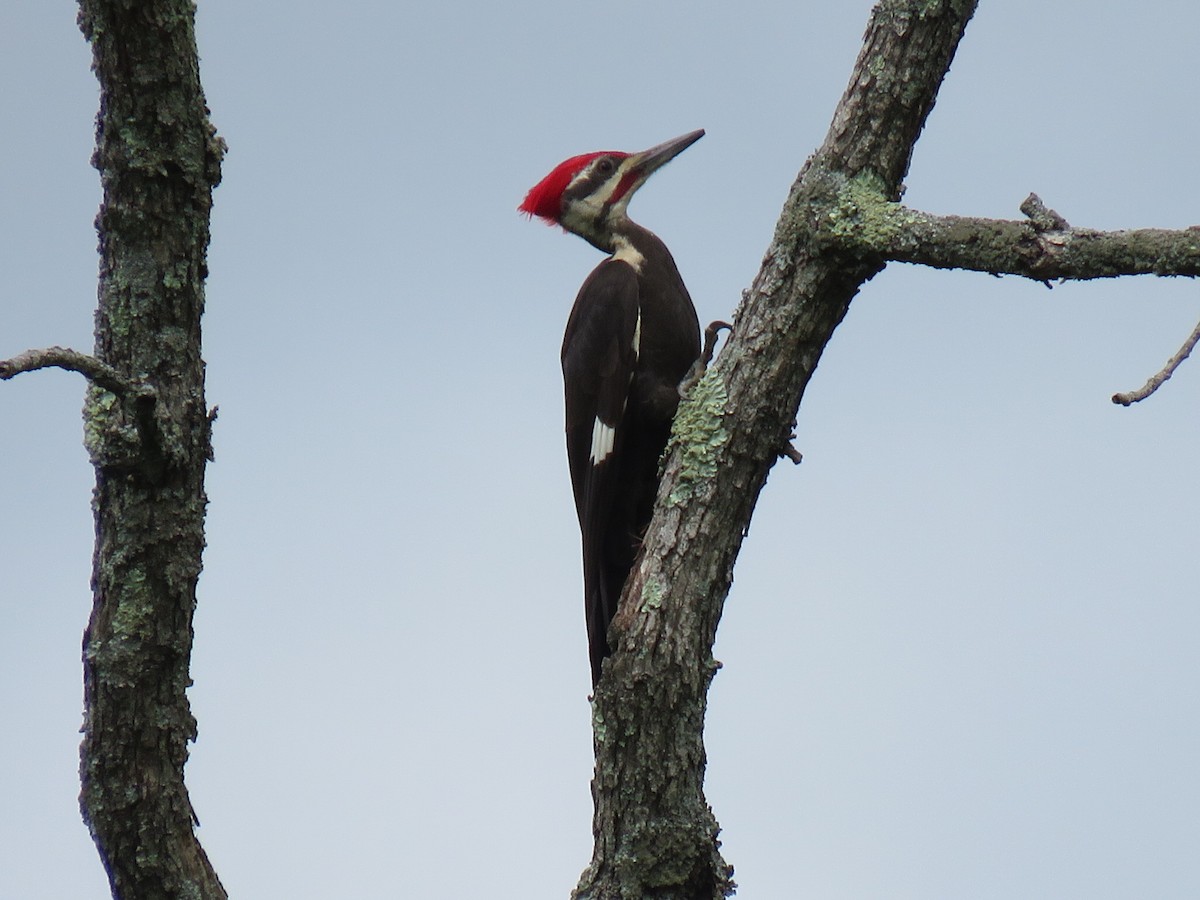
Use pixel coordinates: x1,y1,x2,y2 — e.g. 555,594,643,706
1112,315,1200,405
822,181,1200,405
0,345,153,398
577,2,981,898
822,180,1200,281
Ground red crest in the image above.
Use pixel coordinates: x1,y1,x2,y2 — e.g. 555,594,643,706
519,151,627,224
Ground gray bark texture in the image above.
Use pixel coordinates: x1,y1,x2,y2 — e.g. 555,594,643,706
75,1,225,897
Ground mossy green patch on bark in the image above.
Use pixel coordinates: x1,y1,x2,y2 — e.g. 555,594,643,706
83,385,143,468
639,575,664,613
823,171,917,251
666,368,730,507
590,701,608,744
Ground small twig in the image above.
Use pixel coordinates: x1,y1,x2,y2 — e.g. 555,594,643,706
780,431,803,465
204,405,219,461
1020,192,1070,232
1112,316,1200,406
0,345,151,398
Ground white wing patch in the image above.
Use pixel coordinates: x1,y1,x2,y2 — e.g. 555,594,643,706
589,417,616,465
587,294,638,468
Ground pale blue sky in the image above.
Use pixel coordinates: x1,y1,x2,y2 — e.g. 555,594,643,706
3,2,1199,897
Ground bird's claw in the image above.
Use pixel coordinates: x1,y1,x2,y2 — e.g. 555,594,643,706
679,320,732,398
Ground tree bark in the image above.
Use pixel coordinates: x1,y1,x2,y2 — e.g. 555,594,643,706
577,2,981,898
75,1,225,897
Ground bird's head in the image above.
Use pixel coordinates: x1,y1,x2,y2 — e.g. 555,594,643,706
519,129,704,251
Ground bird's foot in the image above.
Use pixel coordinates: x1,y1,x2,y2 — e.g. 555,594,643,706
679,320,732,398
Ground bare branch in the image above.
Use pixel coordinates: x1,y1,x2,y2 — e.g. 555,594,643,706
0,345,151,398
1112,316,1200,405
824,180,1200,282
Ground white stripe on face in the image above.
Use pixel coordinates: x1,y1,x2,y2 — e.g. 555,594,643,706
560,157,643,238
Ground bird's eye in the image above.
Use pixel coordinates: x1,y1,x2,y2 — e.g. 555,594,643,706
596,158,615,174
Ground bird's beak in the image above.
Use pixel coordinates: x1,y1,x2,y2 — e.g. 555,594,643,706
626,129,705,181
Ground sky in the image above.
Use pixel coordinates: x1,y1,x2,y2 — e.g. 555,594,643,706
2,1,1199,897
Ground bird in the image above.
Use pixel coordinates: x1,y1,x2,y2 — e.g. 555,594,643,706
520,130,704,686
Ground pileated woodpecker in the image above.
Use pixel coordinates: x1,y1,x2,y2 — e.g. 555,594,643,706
520,130,703,686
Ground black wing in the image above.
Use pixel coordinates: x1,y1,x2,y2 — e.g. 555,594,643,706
561,259,640,685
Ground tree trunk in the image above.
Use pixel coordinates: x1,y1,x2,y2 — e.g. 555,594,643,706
75,1,225,897
576,3,979,897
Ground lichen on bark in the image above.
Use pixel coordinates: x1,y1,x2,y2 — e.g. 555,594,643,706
667,369,730,507
75,1,226,897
